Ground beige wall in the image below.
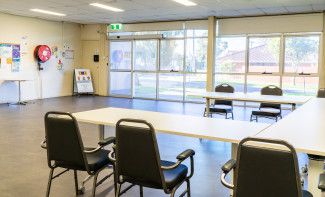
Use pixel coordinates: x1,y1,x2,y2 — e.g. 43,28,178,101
0,13,81,103
81,24,109,96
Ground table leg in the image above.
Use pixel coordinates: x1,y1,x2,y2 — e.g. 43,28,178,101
98,125,116,140
205,98,210,117
292,103,296,111
308,159,323,197
8,80,27,105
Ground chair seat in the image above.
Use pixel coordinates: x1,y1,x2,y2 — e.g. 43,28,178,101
209,105,233,113
252,108,281,117
303,190,313,197
85,148,112,172
161,160,188,190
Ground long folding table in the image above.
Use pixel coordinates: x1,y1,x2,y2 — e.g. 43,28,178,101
73,98,322,196
256,98,325,196
191,92,311,115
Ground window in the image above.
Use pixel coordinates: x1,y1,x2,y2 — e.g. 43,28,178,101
134,40,157,71
159,73,183,101
185,74,207,102
110,41,131,70
160,39,184,71
215,37,246,93
215,33,320,97
134,73,157,98
282,77,319,96
109,28,208,102
284,35,320,74
215,37,246,73
248,37,280,73
109,41,132,96
109,72,132,96
186,38,207,72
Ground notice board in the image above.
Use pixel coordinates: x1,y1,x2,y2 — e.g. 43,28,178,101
0,43,20,72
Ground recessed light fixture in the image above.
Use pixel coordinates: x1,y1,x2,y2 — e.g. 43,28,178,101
90,3,124,12
30,9,66,16
172,0,197,6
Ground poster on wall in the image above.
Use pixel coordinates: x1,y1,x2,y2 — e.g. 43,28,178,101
73,69,94,94
0,43,21,72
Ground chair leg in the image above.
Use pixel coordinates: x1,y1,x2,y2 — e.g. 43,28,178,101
250,115,253,122
275,117,278,122
139,186,144,197
92,172,99,197
186,179,191,197
231,112,234,120
74,170,79,195
116,183,121,197
113,164,117,193
46,168,54,197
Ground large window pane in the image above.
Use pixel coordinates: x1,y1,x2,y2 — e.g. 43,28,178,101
159,74,183,101
284,36,320,74
134,40,157,71
109,72,131,96
110,42,132,70
215,74,245,92
282,77,319,96
248,37,280,73
186,38,207,72
160,40,184,71
246,75,280,93
216,37,246,73
185,74,206,102
133,73,156,98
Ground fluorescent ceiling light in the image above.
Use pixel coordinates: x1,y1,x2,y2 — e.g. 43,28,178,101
172,0,197,6
90,3,124,12
30,9,66,16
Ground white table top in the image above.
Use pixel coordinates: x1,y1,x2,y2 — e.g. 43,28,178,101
0,77,32,81
73,107,270,144
257,98,325,156
192,92,311,105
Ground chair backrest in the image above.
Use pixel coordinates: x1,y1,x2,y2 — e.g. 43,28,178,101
234,137,302,197
214,83,235,106
44,112,88,171
115,119,165,189
260,85,283,109
317,88,325,98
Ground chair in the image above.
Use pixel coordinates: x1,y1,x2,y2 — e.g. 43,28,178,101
42,111,115,197
220,137,312,197
204,83,235,119
250,85,283,122
109,119,195,197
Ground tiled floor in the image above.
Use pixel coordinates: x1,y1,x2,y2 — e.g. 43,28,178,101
0,96,307,197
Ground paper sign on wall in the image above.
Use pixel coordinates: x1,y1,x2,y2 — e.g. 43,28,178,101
0,43,21,72
73,69,94,94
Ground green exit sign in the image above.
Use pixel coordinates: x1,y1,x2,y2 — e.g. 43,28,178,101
110,23,123,30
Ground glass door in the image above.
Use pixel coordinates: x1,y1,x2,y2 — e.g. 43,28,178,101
109,41,132,97
133,39,158,99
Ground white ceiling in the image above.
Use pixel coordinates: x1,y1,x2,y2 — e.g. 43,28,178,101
0,0,325,24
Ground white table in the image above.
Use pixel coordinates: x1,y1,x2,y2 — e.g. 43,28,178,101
191,92,311,115
73,107,269,144
0,77,32,105
257,98,325,196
